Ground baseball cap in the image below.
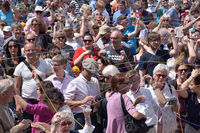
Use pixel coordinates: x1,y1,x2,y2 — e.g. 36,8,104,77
174,0,184,8
116,25,125,30
99,25,110,35
82,58,99,73
35,6,43,12
3,26,11,32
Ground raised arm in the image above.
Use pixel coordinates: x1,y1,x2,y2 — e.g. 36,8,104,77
169,28,179,57
155,0,162,11
182,16,200,32
7,0,16,13
195,39,200,60
186,39,196,64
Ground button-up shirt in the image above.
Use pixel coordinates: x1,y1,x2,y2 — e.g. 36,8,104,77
65,74,101,113
165,6,180,27
45,71,74,95
112,8,131,23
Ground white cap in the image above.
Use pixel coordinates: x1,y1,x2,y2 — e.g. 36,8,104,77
3,26,11,32
35,6,43,11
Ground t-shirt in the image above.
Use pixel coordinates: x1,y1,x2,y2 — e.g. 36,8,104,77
139,50,170,76
0,9,14,26
105,46,135,72
14,59,52,99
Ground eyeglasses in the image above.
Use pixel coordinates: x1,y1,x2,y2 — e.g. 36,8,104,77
60,121,72,127
95,13,102,16
183,2,188,5
83,40,93,43
8,45,18,48
52,52,61,56
52,63,61,67
36,11,43,14
31,23,39,26
178,69,188,72
155,74,167,78
104,76,111,80
121,81,129,85
57,36,65,40
27,38,35,42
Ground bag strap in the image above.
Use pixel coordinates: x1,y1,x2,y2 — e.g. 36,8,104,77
120,94,128,116
23,60,43,82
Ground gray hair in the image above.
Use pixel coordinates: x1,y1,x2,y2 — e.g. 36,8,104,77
184,15,195,22
157,28,170,38
111,29,122,38
52,55,67,65
0,79,14,93
127,70,140,79
11,22,22,31
102,65,120,76
153,64,169,76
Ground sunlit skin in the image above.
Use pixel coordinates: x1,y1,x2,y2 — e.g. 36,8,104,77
176,65,188,80
8,41,18,56
153,70,168,88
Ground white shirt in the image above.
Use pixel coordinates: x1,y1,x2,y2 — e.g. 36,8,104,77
14,58,52,99
126,86,157,126
65,74,101,113
66,40,81,50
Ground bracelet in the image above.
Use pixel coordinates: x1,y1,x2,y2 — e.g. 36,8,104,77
153,86,158,91
85,118,91,121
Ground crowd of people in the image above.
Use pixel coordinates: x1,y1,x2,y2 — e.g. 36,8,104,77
0,0,200,133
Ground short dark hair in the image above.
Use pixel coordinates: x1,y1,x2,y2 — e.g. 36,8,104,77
37,81,54,94
2,2,10,11
118,0,126,5
96,56,109,66
193,75,200,86
83,32,93,41
6,39,21,58
147,32,161,43
43,87,65,106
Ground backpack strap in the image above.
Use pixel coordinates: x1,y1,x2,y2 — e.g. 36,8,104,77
120,94,128,116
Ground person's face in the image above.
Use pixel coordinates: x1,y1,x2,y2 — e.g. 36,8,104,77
137,4,144,13
94,11,103,21
97,59,104,71
97,6,105,13
56,35,66,45
37,88,43,99
83,35,93,49
3,31,12,39
24,43,37,59
4,85,16,104
183,16,191,26
118,78,130,94
86,8,92,16
8,41,18,55
52,61,66,74
129,75,140,91
57,118,72,133
119,19,129,29
15,10,22,16
193,31,200,39
110,31,121,47
149,40,160,50
183,1,189,8
153,70,168,84
82,69,95,80
176,65,188,79
163,18,170,23
118,3,126,12
25,34,36,44
13,27,22,39
174,3,181,11
70,6,75,12
195,22,200,31
189,80,199,93
162,0,168,7
31,21,40,31
35,10,44,18
50,48,61,58
104,74,112,85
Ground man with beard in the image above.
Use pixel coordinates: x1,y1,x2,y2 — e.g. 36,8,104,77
139,31,179,78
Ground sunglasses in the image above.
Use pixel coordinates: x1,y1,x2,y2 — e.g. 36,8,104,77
8,45,18,48
57,36,65,39
138,7,143,10
156,74,167,78
60,121,72,127
178,69,188,72
95,13,102,16
83,40,92,43
31,23,39,26
27,38,35,42
104,76,111,80
52,52,61,56
36,11,43,14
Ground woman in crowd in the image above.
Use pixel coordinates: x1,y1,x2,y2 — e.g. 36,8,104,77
53,31,75,65
15,81,55,133
179,69,200,133
151,64,179,133
92,10,107,27
95,1,110,24
30,18,53,49
73,32,99,68
106,72,147,133
80,4,93,20
0,39,25,78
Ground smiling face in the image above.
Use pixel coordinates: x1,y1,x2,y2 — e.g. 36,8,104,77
8,41,18,56
31,20,40,32
83,35,93,50
176,65,189,80
57,118,72,133
153,70,168,85
13,27,22,39
24,43,37,59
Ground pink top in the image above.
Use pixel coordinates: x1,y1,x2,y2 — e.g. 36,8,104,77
106,93,137,133
24,101,55,133
24,17,54,32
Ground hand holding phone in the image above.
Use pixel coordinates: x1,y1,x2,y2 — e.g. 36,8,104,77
167,98,177,105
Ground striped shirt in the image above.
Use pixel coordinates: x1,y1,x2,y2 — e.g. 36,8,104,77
70,0,85,15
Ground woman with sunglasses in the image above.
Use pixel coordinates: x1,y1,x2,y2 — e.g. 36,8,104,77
92,10,107,27
106,72,146,133
150,64,178,133
30,18,53,49
73,32,99,68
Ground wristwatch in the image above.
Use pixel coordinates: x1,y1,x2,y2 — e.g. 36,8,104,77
153,86,158,91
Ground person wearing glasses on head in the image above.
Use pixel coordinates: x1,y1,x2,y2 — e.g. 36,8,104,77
73,32,99,68
30,18,53,49
24,6,55,32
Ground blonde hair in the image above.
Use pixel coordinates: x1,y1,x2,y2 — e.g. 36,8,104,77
80,4,92,14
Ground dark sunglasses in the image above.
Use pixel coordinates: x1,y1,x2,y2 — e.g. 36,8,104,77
36,11,43,14
52,52,61,56
178,69,188,72
104,76,111,80
156,74,167,78
31,23,39,26
83,40,93,43
60,121,72,126
27,38,35,42
95,13,102,16
57,36,65,39
8,45,18,48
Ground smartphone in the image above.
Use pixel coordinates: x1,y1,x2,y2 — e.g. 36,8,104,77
167,98,177,105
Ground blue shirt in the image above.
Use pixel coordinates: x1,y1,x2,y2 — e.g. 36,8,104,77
112,9,131,23
156,5,168,23
124,25,137,54
0,9,14,26
89,0,96,12
165,6,180,27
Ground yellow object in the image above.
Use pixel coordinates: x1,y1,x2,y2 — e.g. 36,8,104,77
72,66,80,72
21,22,26,28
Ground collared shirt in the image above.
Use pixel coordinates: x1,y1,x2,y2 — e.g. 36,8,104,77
126,87,157,126
112,8,131,23
65,74,101,113
0,104,15,127
165,6,180,27
24,17,54,32
45,71,74,94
